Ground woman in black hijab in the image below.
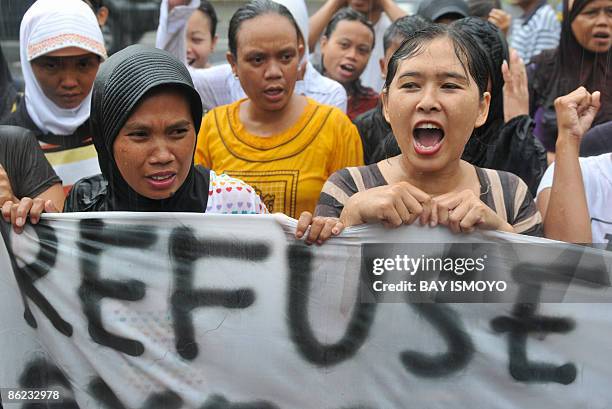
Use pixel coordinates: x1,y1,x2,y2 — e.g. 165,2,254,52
67,44,210,212
3,45,266,231
529,0,612,153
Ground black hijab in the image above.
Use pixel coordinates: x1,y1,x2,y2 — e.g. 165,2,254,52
89,44,209,212
453,17,509,167
531,0,612,126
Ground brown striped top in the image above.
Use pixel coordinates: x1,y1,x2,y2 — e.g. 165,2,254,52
315,163,543,237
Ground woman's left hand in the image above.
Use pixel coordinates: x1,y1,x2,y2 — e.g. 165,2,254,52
0,165,17,208
431,190,514,234
295,211,344,245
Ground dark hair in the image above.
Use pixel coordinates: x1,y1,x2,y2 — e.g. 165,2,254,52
382,15,430,52
384,24,489,99
197,0,218,38
452,17,508,164
467,0,501,19
228,0,300,57
83,0,103,12
417,0,470,22
323,8,376,49
452,18,507,116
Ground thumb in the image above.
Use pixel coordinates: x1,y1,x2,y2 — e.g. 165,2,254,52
44,200,59,213
583,91,601,123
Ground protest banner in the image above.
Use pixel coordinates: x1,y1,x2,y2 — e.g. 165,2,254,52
0,213,611,408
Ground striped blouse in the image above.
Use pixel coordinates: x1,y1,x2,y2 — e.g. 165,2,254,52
315,164,543,237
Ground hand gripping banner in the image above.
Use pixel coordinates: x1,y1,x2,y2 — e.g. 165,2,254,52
0,213,611,408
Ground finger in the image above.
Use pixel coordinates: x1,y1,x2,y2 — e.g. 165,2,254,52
434,192,465,227
317,219,338,244
448,201,471,234
306,217,326,244
583,92,601,127
331,221,344,236
591,91,601,110
419,197,432,226
429,199,439,227
510,48,520,65
436,200,450,226
2,200,13,222
448,199,471,225
391,195,411,224
44,200,59,213
404,184,430,204
29,199,46,225
460,207,485,233
15,198,34,228
295,211,313,238
398,191,423,225
501,60,511,84
576,90,592,115
381,206,403,228
10,203,22,234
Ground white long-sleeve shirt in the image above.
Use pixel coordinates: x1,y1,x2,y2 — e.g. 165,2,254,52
155,0,347,112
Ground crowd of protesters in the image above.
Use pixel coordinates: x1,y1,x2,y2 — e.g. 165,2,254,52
0,0,610,246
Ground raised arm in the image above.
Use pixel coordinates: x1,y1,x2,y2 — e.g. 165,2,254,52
379,0,407,22
155,0,199,65
308,0,346,51
537,87,600,243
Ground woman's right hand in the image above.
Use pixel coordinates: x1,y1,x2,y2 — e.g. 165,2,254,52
168,0,190,11
1,197,59,234
339,182,432,228
554,87,601,144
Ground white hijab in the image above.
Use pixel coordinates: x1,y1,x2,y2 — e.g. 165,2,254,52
271,0,310,60
20,0,107,135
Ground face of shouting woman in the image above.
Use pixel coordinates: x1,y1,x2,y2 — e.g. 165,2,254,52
382,36,490,174
320,19,374,87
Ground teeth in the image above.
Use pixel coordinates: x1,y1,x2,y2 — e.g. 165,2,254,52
416,143,438,151
416,123,440,130
151,175,171,181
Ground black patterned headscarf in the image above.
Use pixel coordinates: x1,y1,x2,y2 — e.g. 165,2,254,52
531,0,612,126
90,45,209,211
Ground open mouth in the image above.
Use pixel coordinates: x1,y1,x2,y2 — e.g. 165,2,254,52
413,122,445,155
187,58,196,66
146,172,177,189
593,32,610,39
263,86,284,101
339,63,356,77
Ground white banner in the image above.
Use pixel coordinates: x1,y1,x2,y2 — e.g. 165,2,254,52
1,213,611,408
